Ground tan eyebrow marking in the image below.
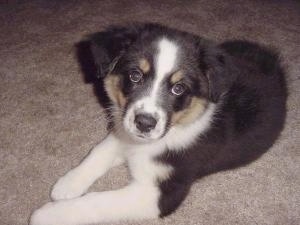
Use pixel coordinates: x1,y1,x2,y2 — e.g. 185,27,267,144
139,58,151,74
171,70,184,84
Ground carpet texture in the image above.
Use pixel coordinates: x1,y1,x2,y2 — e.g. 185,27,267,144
0,1,299,225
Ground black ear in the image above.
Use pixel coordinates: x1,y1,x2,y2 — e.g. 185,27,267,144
199,43,235,102
89,25,141,78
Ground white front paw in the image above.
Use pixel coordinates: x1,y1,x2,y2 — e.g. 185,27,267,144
51,170,89,201
30,202,59,225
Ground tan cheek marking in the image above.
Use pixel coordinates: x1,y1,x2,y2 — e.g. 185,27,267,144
171,97,208,125
104,74,127,107
117,91,126,107
139,58,150,74
171,70,183,84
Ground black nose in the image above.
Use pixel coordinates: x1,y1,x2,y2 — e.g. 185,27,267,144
134,113,157,133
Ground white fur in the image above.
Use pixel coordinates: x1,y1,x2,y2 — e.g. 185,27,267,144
31,182,160,225
124,38,179,141
51,134,123,200
152,38,178,99
127,141,173,184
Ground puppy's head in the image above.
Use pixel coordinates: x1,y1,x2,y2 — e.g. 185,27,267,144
89,23,231,142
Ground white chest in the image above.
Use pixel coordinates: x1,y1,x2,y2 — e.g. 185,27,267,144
125,143,172,185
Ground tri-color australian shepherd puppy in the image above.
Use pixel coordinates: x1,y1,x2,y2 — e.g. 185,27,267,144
30,23,287,225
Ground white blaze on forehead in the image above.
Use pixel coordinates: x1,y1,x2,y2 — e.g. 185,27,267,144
138,38,179,113
146,38,179,107
156,38,178,78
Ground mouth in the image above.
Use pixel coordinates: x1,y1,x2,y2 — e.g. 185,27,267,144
128,130,162,142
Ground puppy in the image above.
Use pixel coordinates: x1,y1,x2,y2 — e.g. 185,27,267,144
30,23,287,225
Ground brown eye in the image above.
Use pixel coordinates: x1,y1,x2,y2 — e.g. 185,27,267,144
129,70,143,83
171,83,186,96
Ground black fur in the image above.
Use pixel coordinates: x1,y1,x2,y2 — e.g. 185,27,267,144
86,23,287,218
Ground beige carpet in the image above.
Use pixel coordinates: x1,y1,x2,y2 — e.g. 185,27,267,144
0,1,299,225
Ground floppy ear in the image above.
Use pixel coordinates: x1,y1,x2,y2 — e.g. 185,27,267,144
198,43,235,102
89,25,141,78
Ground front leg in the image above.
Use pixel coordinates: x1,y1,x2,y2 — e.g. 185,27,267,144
30,182,160,225
51,133,123,200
